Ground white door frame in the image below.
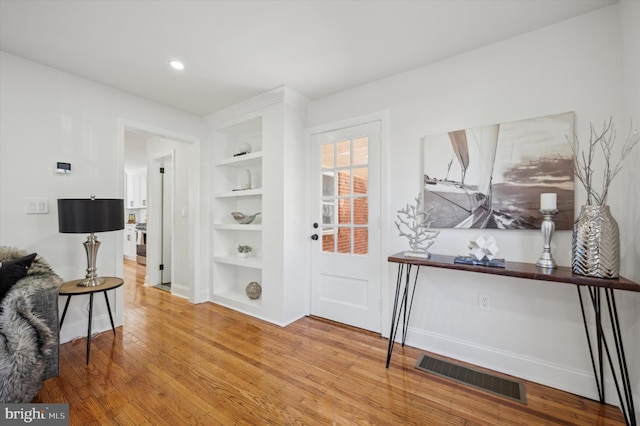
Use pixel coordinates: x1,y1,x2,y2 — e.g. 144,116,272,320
117,119,203,303
305,111,390,334
148,152,175,288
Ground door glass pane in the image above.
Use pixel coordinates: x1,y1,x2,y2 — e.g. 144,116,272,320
354,228,368,255
338,198,351,225
337,227,351,254
353,137,368,166
337,170,351,196
353,167,368,194
336,140,350,168
322,227,335,253
353,197,368,225
318,132,370,257
322,202,334,225
322,172,335,197
322,144,334,169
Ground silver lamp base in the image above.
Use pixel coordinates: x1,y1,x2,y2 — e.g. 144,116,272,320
78,234,104,287
77,276,105,287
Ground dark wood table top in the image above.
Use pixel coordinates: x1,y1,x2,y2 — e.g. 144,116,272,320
388,253,640,292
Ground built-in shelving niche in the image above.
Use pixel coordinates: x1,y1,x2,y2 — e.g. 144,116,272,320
211,116,264,308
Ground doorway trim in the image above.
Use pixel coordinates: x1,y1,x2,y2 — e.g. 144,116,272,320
148,151,175,291
117,118,203,303
305,111,390,334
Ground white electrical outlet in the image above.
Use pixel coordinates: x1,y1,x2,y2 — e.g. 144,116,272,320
478,294,490,311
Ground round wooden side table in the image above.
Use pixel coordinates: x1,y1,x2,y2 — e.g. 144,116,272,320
59,277,124,364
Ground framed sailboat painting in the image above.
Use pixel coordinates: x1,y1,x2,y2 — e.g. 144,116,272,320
421,111,575,230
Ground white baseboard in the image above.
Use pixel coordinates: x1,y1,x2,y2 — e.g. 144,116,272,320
171,283,189,299
404,327,626,409
59,312,121,344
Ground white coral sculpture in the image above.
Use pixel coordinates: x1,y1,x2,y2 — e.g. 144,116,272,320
395,192,440,257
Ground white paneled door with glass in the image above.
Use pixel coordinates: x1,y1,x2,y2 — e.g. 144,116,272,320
310,121,381,333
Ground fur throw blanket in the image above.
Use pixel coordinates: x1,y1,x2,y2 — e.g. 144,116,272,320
0,247,62,403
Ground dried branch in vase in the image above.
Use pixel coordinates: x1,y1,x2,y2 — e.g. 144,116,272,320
567,117,640,206
395,192,440,257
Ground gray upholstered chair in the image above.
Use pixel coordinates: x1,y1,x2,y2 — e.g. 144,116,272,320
0,247,63,402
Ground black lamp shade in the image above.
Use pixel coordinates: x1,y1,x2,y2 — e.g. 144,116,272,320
58,198,124,233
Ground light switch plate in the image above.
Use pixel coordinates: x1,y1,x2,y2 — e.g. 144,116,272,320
25,198,49,214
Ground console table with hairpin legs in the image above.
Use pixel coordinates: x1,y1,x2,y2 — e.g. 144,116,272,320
387,252,639,426
59,277,124,364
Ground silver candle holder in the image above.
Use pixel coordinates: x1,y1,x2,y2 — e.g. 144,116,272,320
536,209,558,269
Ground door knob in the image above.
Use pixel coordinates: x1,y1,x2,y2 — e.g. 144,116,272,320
311,234,319,240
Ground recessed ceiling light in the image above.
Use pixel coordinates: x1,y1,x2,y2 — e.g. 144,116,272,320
169,60,185,70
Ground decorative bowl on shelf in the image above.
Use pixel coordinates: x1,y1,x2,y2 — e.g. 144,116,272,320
231,211,261,224
246,281,262,300
239,142,252,154
233,142,252,157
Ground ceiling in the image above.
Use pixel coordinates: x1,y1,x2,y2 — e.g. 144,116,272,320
0,0,617,117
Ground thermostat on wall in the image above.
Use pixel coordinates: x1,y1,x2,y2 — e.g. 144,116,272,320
56,162,71,174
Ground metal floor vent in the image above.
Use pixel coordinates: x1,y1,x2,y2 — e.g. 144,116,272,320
415,354,527,404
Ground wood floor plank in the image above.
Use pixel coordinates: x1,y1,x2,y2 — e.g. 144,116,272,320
32,260,626,425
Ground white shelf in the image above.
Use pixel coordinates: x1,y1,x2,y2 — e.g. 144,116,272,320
216,151,263,167
214,188,263,198
213,224,263,231
213,255,262,269
213,289,262,307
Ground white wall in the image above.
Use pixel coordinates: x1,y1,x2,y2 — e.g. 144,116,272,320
619,0,640,419
0,52,206,342
308,3,639,412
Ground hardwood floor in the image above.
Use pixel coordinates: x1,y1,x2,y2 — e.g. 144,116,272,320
35,260,625,425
